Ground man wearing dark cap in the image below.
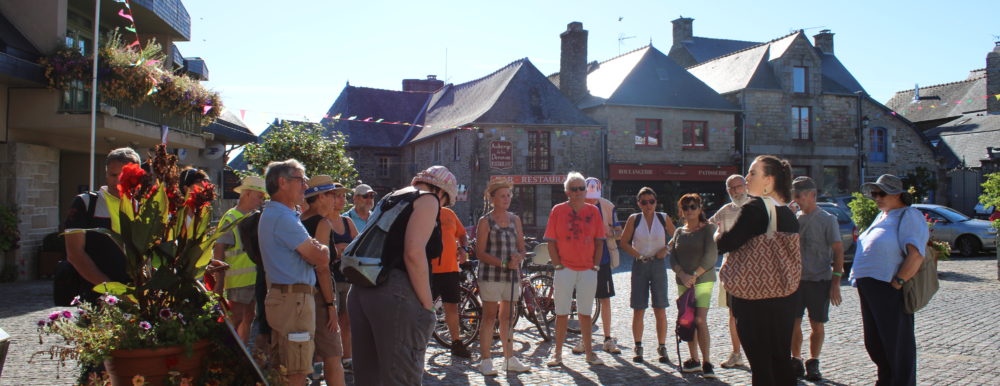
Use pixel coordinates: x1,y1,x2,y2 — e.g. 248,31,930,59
789,176,844,381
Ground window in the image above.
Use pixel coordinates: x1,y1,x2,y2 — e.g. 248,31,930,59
791,166,810,179
60,79,89,111
377,157,389,177
433,140,440,162
793,67,807,93
527,131,551,172
635,119,661,147
511,186,536,226
869,127,887,163
822,166,848,195
452,134,460,161
791,106,811,140
682,121,708,149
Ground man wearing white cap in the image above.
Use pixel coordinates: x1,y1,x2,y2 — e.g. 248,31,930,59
213,175,268,343
346,184,375,233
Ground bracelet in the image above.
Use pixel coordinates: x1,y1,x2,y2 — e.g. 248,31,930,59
553,264,564,270
325,301,335,308
832,272,843,277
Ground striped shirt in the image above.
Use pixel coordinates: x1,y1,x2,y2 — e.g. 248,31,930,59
478,212,520,283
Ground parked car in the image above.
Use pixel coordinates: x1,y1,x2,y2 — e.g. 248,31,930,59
819,194,856,210
912,204,998,256
817,202,856,267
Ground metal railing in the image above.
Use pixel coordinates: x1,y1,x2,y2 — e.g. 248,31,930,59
59,88,202,134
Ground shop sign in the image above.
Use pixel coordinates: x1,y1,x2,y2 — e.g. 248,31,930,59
490,175,567,185
609,164,738,181
489,140,513,170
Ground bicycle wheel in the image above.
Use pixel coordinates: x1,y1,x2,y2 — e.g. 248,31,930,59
522,280,552,342
432,286,482,348
567,290,601,334
530,274,556,326
491,281,521,339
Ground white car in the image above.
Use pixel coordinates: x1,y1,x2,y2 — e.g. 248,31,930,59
912,204,998,256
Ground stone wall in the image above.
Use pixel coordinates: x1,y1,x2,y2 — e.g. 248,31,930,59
348,147,403,195
861,99,938,189
593,105,737,165
0,142,60,280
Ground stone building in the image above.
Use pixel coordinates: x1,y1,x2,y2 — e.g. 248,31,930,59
549,22,741,218
885,42,1000,214
673,18,935,197
319,59,602,236
0,0,252,280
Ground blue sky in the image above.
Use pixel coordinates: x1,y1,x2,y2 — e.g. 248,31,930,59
175,0,1000,135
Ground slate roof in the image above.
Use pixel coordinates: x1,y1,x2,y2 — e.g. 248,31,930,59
320,85,430,148
884,77,987,123
925,113,1000,168
411,58,599,142
203,109,256,144
577,45,738,111
818,52,865,94
680,37,760,63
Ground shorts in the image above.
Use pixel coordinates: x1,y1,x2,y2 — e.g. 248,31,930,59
431,272,462,304
479,280,521,302
630,258,668,309
227,285,256,305
335,282,351,313
264,289,316,375
595,263,615,299
794,280,831,323
553,268,598,316
678,281,715,308
313,292,344,358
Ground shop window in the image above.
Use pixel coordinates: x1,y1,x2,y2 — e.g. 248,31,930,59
791,166,811,179
822,166,848,195
791,106,811,140
793,67,807,93
511,185,536,226
869,127,887,163
635,119,661,147
682,121,708,149
528,131,551,172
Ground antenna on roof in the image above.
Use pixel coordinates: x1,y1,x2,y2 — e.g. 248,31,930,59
618,33,635,54
792,26,826,33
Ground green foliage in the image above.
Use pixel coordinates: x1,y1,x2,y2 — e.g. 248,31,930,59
242,121,358,184
848,192,880,232
979,172,1000,229
902,166,937,204
0,204,18,252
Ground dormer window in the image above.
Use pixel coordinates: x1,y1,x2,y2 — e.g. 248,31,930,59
793,67,807,93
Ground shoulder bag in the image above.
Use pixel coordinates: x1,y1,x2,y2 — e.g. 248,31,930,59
719,198,801,300
898,208,938,314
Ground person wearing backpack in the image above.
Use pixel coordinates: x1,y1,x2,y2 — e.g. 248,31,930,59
669,193,719,379
619,187,675,364
850,174,928,386
717,155,800,386
430,206,472,359
60,148,141,304
347,165,454,385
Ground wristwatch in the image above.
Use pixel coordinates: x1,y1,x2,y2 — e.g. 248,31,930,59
893,276,906,286
325,301,336,308
592,265,600,271
553,264,565,270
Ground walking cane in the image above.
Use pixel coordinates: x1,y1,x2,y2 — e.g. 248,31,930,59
503,253,518,371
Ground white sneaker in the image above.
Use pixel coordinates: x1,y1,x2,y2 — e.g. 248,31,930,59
479,359,498,376
603,338,621,354
504,357,531,373
586,354,605,366
721,351,744,368
572,340,585,354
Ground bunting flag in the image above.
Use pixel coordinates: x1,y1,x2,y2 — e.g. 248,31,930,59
202,105,213,115
240,109,247,121
117,9,134,22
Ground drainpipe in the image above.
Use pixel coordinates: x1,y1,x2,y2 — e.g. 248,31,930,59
741,92,748,173
89,0,102,192
856,91,865,185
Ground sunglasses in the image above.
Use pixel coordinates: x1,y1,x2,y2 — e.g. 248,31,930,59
568,186,587,192
639,199,656,206
681,204,700,211
870,190,888,198
357,193,376,199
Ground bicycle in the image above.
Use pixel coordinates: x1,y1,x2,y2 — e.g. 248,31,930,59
431,261,482,348
529,242,601,334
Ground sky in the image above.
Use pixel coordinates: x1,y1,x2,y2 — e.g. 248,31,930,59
174,0,1000,136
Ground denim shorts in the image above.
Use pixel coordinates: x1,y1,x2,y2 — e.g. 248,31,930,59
630,257,668,309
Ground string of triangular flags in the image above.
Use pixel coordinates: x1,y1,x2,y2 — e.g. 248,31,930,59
110,0,214,116
895,93,1000,114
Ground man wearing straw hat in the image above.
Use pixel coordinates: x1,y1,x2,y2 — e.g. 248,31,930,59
214,175,269,343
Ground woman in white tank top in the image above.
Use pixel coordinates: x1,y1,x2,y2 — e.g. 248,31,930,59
619,187,676,364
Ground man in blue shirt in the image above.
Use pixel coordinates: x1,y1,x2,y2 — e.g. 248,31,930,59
346,184,375,232
258,159,331,386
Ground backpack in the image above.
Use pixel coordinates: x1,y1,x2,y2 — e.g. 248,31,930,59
53,192,98,306
897,208,938,313
340,189,425,287
625,212,669,247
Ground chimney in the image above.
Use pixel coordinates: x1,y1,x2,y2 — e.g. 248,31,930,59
913,84,920,102
988,42,1000,114
402,75,444,93
672,17,693,45
559,22,588,103
813,29,834,54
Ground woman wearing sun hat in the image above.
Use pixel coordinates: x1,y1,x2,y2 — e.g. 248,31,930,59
349,165,457,385
301,175,351,386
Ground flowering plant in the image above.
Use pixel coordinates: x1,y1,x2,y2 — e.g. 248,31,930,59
36,144,238,371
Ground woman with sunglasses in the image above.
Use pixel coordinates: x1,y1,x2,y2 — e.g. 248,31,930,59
619,187,675,364
669,193,719,378
849,174,927,386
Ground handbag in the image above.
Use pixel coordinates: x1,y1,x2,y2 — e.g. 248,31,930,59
897,208,938,314
719,197,801,300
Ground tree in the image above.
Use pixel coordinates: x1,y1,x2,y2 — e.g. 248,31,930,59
848,192,879,232
979,172,1000,228
242,120,357,185
901,166,937,204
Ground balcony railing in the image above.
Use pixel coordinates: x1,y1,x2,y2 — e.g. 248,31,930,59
59,86,201,134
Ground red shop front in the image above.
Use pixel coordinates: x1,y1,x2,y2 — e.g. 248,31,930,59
608,164,738,219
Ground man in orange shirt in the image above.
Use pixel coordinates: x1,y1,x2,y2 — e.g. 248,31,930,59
431,206,472,358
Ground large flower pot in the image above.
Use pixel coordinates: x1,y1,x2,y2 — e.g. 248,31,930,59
104,339,210,386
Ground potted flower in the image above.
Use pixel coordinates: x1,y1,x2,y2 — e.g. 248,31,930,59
36,144,242,385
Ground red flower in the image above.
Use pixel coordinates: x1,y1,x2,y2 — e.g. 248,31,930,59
183,181,217,212
117,163,146,200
